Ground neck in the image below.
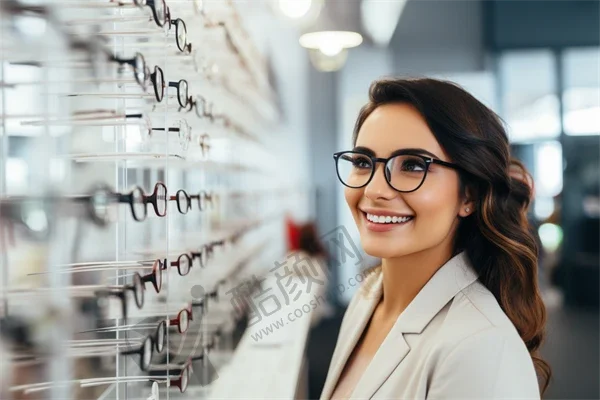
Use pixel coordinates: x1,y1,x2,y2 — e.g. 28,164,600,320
379,246,455,318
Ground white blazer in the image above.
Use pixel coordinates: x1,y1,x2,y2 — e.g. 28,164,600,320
319,251,541,400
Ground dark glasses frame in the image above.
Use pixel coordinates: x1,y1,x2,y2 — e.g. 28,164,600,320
168,79,189,108
170,189,192,214
109,52,147,87
140,260,163,293
157,254,193,276
119,335,155,371
95,272,145,320
164,9,192,54
190,239,225,269
333,150,462,193
134,0,167,27
118,182,168,222
190,190,215,211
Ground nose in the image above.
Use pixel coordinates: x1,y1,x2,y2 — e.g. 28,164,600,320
364,162,398,201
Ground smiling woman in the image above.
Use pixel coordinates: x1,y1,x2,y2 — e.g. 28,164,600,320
323,78,550,400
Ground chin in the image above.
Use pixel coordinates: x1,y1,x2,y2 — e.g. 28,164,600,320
359,235,411,259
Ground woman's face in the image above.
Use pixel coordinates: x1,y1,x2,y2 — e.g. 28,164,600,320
345,103,472,259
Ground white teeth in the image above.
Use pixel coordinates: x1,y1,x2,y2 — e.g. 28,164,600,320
365,213,413,224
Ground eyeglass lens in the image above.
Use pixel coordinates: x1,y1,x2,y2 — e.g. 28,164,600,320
151,66,165,102
131,187,147,221
175,19,188,52
149,182,168,217
175,190,191,214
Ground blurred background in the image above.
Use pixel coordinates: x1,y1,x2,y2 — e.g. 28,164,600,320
0,0,598,399
277,1,599,399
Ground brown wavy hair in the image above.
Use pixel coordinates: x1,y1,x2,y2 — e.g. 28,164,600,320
353,78,551,394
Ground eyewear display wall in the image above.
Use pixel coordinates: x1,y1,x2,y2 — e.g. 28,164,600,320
0,1,288,400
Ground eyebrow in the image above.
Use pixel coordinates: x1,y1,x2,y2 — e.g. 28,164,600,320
353,146,442,160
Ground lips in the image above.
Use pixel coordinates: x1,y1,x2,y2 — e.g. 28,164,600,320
361,211,414,233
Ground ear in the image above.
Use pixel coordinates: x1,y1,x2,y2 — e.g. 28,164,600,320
458,186,475,218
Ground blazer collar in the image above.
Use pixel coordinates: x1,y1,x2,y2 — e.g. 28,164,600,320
321,251,479,400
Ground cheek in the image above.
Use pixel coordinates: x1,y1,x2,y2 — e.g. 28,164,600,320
344,187,361,212
411,174,461,216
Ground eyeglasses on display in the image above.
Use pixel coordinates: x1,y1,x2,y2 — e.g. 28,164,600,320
1,273,145,320
28,258,163,294
70,181,167,223
68,65,189,107
190,239,225,269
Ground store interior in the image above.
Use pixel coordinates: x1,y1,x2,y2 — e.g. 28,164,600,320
0,0,598,399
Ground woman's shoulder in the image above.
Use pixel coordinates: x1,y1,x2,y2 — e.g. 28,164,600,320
432,279,533,366
426,281,540,398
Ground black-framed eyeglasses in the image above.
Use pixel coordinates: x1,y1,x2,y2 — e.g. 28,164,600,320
184,95,213,120
140,260,163,294
138,66,188,107
190,190,214,211
168,79,189,108
95,272,145,320
191,239,225,269
119,334,156,371
109,52,147,87
333,150,462,193
134,0,167,27
72,181,167,223
170,189,192,214
157,254,193,276
164,10,192,54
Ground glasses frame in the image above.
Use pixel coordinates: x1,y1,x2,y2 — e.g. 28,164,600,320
140,260,163,293
189,191,214,211
168,79,189,108
198,133,210,157
333,150,462,193
157,254,193,276
135,0,167,27
95,272,145,319
170,189,192,214
164,10,191,54
119,335,155,371
190,239,225,269
119,182,168,222
168,306,193,334
109,52,147,87
151,120,192,152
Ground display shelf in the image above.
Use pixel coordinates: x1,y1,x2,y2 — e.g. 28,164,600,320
0,1,300,400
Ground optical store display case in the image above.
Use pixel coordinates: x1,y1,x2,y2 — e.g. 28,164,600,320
0,1,308,399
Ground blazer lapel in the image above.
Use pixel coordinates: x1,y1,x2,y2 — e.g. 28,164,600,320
351,251,479,399
319,272,384,400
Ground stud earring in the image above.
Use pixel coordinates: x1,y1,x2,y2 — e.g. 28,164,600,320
465,207,470,213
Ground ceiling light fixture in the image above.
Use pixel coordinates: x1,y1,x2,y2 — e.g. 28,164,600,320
299,4,363,72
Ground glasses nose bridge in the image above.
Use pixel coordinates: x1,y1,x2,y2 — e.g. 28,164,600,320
371,157,391,181
365,157,393,194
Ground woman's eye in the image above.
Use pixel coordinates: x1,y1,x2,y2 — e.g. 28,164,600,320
352,157,371,169
400,158,426,172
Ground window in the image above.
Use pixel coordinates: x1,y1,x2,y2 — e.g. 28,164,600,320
499,50,561,143
562,47,600,136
